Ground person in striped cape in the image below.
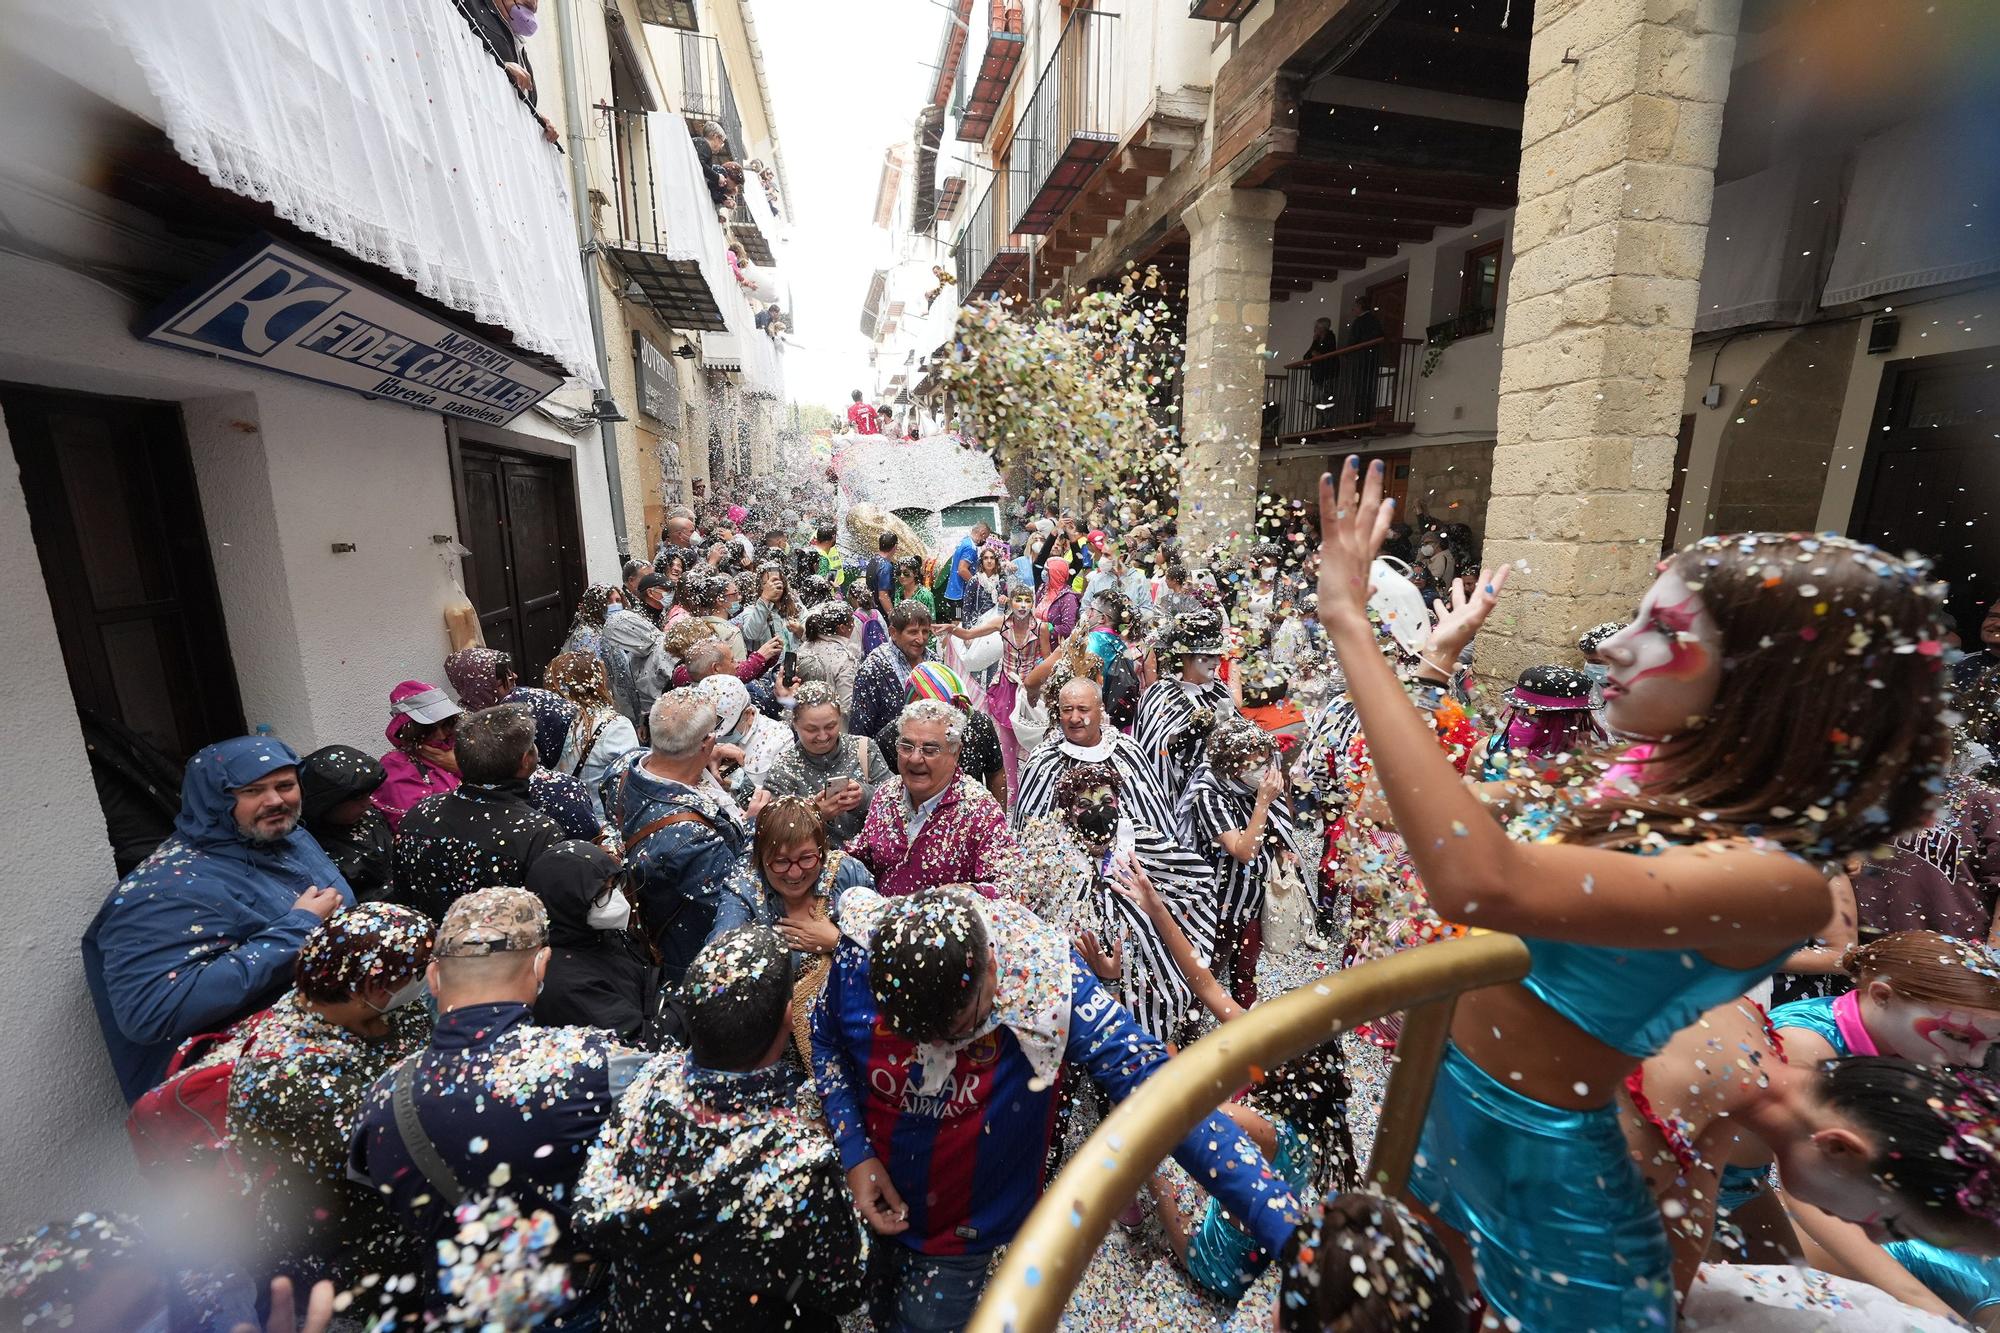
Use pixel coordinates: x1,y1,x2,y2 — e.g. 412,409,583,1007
1179,718,1302,1010
1133,608,1239,813
1005,760,1220,1044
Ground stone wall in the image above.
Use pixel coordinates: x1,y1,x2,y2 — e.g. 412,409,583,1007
1477,0,1741,684
1405,440,1496,547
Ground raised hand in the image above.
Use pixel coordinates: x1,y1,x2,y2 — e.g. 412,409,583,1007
1314,457,1395,633
1429,566,1513,661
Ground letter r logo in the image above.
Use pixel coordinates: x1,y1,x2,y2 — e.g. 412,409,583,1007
167,252,348,357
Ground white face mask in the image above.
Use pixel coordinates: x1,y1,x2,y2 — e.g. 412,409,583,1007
365,974,429,1014
587,892,633,932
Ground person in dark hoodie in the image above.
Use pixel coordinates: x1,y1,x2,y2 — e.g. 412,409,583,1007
526,840,682,1049
81,735,351,1101
298,745,394,902
391,705,564,921
576,925,864,1332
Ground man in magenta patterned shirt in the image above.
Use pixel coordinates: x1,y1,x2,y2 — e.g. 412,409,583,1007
850,700,1016,896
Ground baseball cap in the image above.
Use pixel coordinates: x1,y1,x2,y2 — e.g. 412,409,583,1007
435,887,549,958
388,681,462,726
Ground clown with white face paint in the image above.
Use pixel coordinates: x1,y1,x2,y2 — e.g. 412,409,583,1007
1620,994,2000,1318
1593,566,1728,740
1771,931,2000,1071
1312,455,1958,1332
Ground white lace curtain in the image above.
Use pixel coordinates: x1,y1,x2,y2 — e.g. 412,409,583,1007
48,0,601,386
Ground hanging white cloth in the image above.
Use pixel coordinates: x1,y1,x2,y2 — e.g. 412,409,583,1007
34,0,601,386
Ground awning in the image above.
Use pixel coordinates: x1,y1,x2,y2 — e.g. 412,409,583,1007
1693,157,1839,334
32,0,602,387
1823,111,2000,306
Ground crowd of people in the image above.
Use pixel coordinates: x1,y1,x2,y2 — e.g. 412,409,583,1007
21,448,2000,1333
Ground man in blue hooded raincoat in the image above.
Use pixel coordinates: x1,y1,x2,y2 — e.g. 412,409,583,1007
83,735,352,1102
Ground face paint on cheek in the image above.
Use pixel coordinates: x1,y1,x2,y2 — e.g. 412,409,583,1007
1625,593,1711,686
1911,1010,2000,1064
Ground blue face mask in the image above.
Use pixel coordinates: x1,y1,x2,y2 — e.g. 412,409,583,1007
507,4,539,37
1943,646,1969,668
1583,663,1610,687
605,604,626,617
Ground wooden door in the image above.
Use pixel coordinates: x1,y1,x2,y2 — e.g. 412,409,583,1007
454,442,584,687
2,385,243,760
1850,354,1998,635
1367,275,1408,340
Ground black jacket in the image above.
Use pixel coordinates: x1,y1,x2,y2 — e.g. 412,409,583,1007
390,779,563,921
526,841,684,1049
299,745,394,902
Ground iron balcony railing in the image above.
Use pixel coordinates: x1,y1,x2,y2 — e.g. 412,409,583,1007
598,105,728,331
1271,336,1424,442
1006,6,1120,235
956,177,999,294
1427,305,1498,345
676,31,743,159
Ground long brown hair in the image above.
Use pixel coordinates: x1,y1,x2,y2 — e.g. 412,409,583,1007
1559,533,1952,858
1844,930,2000,1010
544,651,613,710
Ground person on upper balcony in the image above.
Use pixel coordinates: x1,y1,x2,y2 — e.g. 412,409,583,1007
464,0,559,142
693,120,737,206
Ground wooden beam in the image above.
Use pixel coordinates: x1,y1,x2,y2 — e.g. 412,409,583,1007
1213,0,1391,128
1273,213,1433,242
1122,145,1173,177
1284,163,1517,208
1279,234,1398,259
1280,197,1476,228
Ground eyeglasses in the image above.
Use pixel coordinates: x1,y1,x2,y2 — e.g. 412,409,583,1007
895,740,946,759
766,849,822,875
592,871,632,906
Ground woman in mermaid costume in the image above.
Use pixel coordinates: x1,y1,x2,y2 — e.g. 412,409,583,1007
1311,456,1955,1331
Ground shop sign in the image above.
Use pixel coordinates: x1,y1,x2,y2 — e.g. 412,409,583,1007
633,331,679,425
138,235,560,426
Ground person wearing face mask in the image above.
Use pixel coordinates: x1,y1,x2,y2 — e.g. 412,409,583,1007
348,887,647,1323
1007,762,1218,1043
1179,718,1299,1010
694,673,790,801
1621,994,2000,1319
562,583,622,657
1014,676,1183,838
1468,664,1610,782
951,579,1047,801
1135,609,1239,802
225,904,435,1301
526,840,681,1049
372,681,462,834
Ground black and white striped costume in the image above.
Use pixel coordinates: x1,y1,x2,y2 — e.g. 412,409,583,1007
1132,678,1238,811
1012,733,1182,844
1006,815,1219,1041
1178,763,1300,929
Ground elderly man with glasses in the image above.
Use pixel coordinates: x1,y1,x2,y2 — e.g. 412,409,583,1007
848,700,1018,897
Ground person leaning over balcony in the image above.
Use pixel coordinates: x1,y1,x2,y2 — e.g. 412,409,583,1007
693,120,736,206
463,0,559,141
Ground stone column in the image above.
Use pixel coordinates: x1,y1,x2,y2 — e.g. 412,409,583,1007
1179,183,1285,554
1478,0,1740,684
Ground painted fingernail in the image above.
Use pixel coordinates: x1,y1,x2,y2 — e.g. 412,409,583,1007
1371,459,1384,472
1385,498,1395,509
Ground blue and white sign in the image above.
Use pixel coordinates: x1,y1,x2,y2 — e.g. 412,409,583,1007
137,236,561,426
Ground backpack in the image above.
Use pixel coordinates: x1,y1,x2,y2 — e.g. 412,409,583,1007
1103,650,1143,731
125,1010,273,1178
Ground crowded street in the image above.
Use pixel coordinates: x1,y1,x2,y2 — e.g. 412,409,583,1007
1,0,1998,1330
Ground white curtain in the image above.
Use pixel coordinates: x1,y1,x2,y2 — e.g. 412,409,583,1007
44,0,601,386
648,103,784,398
1694,157,1839,334
1823,111,2000,306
